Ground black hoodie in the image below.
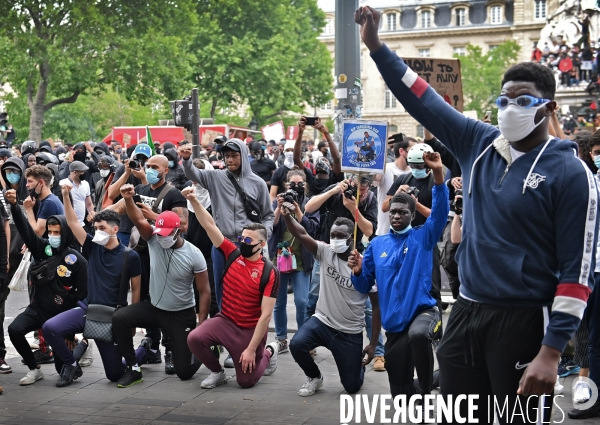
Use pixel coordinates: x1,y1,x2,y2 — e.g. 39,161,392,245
1,157,28,268
164,148,187,190
58,143,100,181
11,205,87,318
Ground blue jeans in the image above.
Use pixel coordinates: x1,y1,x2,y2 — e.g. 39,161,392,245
306,260,321,318
290,316,364,394
364,297,385,356
274,270,309,341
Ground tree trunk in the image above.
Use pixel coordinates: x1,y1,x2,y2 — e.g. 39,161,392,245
210,97,218,119
27,61,50,143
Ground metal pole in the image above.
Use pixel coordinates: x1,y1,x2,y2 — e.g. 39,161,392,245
191,88,200,159
334,0,361,117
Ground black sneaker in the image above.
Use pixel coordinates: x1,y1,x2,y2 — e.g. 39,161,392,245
164,351,175,375
56,363,83,388
117,367,143,388
0,359,12,374
22,349,54,365
145,347,162,364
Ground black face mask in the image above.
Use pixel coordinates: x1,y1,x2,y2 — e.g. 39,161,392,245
240,242,262,258
74,151,86,162
311,178,328,194
29,182,42,200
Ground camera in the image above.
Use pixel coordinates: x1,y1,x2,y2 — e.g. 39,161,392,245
453,189,463,213
129,159,141,170
344,185,357,199
283,189,298,204
406,186,420,198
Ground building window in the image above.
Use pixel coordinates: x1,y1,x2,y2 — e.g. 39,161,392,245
535,0,547,19
416,125,424,139
456,8,466,26
320,101,331,111
323,19,333,35
418,48,430,58
453,46,466,56
385,88,397,109
490,6,502,24
489,45,499,51
389,124,398,133
421,11,432,29
387,13,397,31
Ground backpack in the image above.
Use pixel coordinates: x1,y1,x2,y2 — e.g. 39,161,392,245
220,249,274,299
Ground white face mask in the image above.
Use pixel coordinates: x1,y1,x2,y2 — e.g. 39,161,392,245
330,238,349,254
100,169,110,178
497,104,547,142
157,232,177,249
284,151,294,168
92,230,112,246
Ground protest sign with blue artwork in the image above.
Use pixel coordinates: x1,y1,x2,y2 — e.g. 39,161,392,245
341,120,388,174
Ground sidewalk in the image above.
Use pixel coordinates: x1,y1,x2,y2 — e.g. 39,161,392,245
0,293,590,424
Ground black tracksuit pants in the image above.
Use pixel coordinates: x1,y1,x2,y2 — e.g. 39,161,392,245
436,297,554,425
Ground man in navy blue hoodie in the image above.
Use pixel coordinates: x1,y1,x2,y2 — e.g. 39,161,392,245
356,6,598,422
350,151,448,399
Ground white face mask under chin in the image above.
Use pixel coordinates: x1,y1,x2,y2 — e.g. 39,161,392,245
497,104,547,143
330,238,349,254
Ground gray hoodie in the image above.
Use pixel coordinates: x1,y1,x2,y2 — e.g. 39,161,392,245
183,138,274,240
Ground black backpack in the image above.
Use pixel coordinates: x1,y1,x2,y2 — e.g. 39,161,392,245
220,249,275,299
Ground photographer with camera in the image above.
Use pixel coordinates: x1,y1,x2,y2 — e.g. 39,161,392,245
107,144,151,246
294,117,343,197
350,151,447,401
268,170,319,354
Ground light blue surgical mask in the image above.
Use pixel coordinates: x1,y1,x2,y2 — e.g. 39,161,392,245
594,155,600,169
391,224,412,235
48,236,61,249
168,161,175,168
411,168,428,179
6,173,21,184
145,168,162,185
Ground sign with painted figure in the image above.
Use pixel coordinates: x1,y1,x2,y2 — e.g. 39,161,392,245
341,120,388,174
402,57,464,112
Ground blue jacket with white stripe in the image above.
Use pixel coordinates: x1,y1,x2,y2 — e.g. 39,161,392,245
371,44,597,352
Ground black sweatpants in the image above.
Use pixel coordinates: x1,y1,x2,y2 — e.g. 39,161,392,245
112,300,201,380
385,307,440,398
436,297,553,425
8,305,48,370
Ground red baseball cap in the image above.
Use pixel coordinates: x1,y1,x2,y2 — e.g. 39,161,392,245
153,211,181,236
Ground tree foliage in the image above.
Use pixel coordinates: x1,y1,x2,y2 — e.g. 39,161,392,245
0,0,196,141
458,40,521,122
191,0,333,124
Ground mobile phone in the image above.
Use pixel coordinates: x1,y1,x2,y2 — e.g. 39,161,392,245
305,117,317,126
133,195,142,206
485,110,492,120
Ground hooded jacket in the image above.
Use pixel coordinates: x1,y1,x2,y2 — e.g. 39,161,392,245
2,157,28,266
58,143,100,181
11,206,87,317
372,43,597,352
164,148,188,191
352,183,449,332
183,138,274,240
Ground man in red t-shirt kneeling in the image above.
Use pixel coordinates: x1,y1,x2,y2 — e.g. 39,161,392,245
183,187,280,389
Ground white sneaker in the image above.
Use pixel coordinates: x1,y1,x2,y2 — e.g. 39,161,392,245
79,341,94,367
298,375,324,397
20,367,44,386
201,370,227,389
554,375,563,395
224,354,234,368
263,342,278,376
573,380,591,403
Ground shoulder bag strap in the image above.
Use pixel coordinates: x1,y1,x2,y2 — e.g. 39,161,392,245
116,248,131,309
152,183,174,213
227,172,248,205
259,258,274,300
220,248,241,289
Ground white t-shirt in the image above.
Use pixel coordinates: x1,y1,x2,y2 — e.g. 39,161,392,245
69,179,90,225
313,242,376,334
376,162,411,235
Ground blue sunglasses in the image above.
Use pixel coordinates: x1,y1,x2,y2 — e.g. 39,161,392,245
495,95,551,110
237,236,264,244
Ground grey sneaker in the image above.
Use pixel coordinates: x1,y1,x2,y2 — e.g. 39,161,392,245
20,367,44,386
224,354,234,368
276,339,289,354
201,370,227,389
298,375,324,397
79,341,94,367
263,342,278,376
